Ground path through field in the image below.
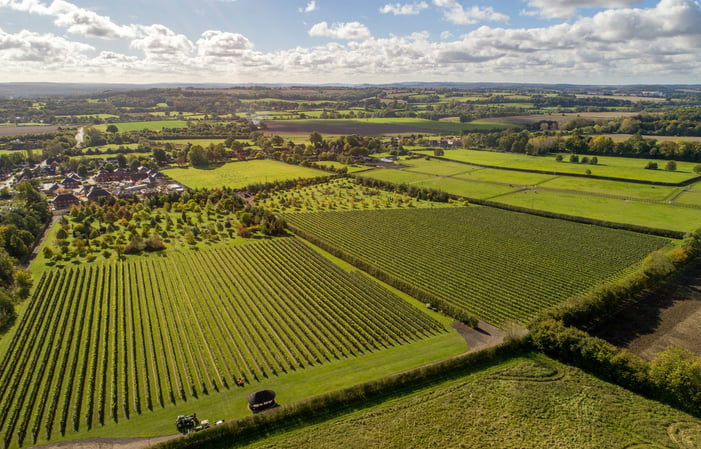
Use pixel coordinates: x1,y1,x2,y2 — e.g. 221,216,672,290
31,434,178,449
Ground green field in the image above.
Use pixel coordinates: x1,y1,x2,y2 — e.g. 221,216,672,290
95,120,189,132
420,149,699,183
0,238,457,448
164,160,329,189
268,118,517,134
233,355,701,449
497,189,701,233
285,207,669,325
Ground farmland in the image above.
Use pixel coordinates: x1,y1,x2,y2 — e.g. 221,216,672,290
164,160,329,189
234,355,701,449
0,238,450,448
285,207,669,325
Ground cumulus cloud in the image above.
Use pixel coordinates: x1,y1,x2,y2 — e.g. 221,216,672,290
197,30,253,58
130,24,194,60
1,0,136,39
299,1,316,13
309,21,372,40
0,28,93,63
380,2,428,15
524,0,640,19
433,0,509,25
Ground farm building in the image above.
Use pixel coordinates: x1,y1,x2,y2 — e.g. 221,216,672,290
86,186,111,202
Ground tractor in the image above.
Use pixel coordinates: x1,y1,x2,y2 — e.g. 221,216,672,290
176,414,205,434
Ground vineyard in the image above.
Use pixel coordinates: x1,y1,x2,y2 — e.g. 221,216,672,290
285,207,670,325
0,238,445,448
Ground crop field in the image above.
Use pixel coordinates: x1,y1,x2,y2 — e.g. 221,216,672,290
0,238,446,448
164,160,328,189
264,118,516,136
240,355,701,449
285,207,669,325
497,189,701,233
94,120,189,132
419,149,699,183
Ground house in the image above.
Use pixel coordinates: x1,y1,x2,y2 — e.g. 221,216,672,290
52,193,80,209
86,186,111,202
60,176,81,189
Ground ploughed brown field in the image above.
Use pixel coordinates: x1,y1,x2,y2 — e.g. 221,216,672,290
484,111,641,125
594,264,701,360
0,125,60,136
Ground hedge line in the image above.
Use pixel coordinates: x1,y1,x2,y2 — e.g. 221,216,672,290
153,338,528,449
352,175,684,239
286,222,479,328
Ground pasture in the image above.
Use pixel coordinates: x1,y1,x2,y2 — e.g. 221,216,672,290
285,207,669,325
419,149,699,183
218,355,701,449
94,120,189,132
163,160,328,189
0,238,458,448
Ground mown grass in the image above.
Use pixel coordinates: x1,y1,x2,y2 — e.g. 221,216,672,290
269,118,518,134
163,160,328,189
228,354,701,449
419,149,699,183
497,189,701,233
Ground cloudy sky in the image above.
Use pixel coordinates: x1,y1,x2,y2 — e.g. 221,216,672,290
0,0,700,85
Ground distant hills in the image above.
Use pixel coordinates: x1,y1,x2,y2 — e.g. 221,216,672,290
0,82,700,98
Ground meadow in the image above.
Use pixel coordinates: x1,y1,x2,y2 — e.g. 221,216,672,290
94,120,189,132
0,238,457,448
418,149,700,183
229,355,701,449
285,207,669,325
163,160,328,190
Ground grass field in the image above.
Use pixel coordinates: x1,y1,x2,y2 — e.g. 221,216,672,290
232,354,701,449
94,120,189,132
0,238,462,448
419,149,699,183
497,189,701,233
164,160,329,189
285,207,669,325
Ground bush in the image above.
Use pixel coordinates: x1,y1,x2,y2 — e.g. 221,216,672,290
555,154,563,162
589,156,598,165
569,154,579,163
645,161,658,170
694,164,701,174
665,160,677,171
0,289,15,332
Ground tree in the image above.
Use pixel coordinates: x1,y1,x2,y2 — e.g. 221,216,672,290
106,124,119,133
645,161,658,170
665,160,677,171
694,165,701,174
188,145,209,167
153,148,168,165
309,131,323,149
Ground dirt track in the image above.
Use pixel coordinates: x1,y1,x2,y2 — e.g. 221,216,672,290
30,435,179,449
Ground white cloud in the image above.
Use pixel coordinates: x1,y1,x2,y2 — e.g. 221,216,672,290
1,0,136,39
0,28,94,62
299,1,317,13
524,0,640,19
308,21,372,40
440,30,453,39
433,0,509,25
197,30,253,58
380,2,428,15
130,24,194,60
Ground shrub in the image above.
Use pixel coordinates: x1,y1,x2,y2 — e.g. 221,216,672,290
665,160,677,171
645,161,658,170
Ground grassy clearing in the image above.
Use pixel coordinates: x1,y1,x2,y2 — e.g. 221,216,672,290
235,354,701,449
498,189,701,233
95,120,189,132
454,168,555,186
420,149,698,183
675,182,701,207
163,160,328,189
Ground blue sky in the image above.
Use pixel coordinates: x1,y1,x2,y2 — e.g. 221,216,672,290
0,0,699,85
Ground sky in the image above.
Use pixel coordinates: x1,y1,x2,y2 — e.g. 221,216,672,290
0,0,700,85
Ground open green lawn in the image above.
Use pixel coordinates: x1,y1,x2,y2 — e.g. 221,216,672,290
229,354,701,449
420,149,699,183
675,182,701,207
538,176,681,202
498,189,701,233
164,160,329,189
95,120,189,132
454,168,555,186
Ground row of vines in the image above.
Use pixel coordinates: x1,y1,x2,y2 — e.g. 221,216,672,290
285,207,670,325
0,238,445,448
